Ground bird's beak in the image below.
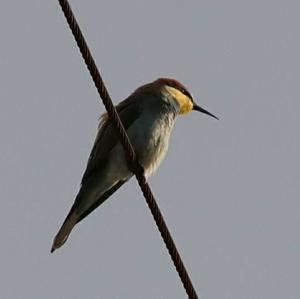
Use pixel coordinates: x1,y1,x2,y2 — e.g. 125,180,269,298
193,103,219,120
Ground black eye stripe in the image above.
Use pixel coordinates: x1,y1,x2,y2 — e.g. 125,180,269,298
181,88,192,99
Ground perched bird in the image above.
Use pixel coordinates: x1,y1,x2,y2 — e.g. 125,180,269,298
51,78,218,252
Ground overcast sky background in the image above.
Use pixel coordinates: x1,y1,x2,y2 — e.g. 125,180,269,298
0,1,299,298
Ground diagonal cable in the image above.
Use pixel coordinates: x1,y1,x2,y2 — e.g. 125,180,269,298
57,1,199,298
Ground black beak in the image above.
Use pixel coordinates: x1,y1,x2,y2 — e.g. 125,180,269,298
193,103,219,120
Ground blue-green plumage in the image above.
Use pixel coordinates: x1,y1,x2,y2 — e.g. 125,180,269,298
51,78,217,252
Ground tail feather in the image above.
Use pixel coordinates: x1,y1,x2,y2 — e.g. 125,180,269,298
51,212,78,253
51,179,127,253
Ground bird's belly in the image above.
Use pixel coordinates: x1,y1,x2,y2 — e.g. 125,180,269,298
108,112,175,180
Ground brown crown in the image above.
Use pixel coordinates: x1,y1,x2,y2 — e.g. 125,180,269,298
155,78,193,100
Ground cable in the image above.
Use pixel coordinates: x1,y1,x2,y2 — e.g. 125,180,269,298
57,1,199,298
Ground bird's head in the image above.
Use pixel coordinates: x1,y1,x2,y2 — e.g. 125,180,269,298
153,78,218,119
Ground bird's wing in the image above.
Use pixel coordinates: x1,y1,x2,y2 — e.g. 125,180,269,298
81,93,142,184
76,180,126,223
51,96,143,252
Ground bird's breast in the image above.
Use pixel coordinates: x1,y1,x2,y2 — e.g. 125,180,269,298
128,111,176,178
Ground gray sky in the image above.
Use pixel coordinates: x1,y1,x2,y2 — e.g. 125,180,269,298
0,0,299,298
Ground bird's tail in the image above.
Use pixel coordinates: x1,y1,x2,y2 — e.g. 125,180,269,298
50,179,127,253
51,211,78,253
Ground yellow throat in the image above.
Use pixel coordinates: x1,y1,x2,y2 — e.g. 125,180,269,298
165,86,193,115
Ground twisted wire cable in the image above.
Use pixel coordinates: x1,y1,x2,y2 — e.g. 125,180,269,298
57,1,199,298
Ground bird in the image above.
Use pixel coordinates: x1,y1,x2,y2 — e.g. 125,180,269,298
51,78,218,253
